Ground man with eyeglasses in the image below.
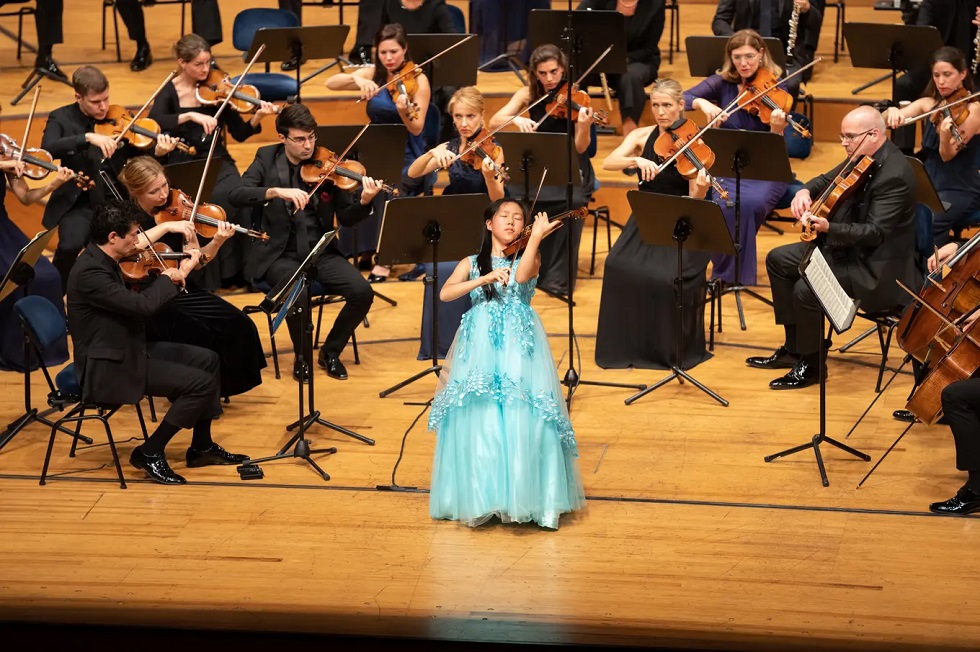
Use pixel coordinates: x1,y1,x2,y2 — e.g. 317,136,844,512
229,103,382,382
746,106,920,389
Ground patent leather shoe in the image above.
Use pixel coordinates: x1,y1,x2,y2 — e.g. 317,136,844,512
893,409,916,423
769,357,819,390
281,55,299,71
129,447,186,485
398,264,426,281
319,352,348,380
367,273,387,283
929,487,980,515
293,359,310,383
130,45,152,72
34,55,67,82
186,443,250,468
746,346,799,370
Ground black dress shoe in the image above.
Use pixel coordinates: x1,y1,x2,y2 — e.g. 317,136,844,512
34,55,67,82
130,45,152,72
129,447,186,485
769,357,820,390
293,359,310,383
893,409,916,423
186,443,250,468
319,352,348,380
367,273,387,283
929,487,980,515
398,264,426,281
746,346,799,369
281,55,299,71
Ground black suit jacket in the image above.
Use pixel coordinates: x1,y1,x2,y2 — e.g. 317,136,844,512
805,139,919,314
228,143,373,281
66,242,180,405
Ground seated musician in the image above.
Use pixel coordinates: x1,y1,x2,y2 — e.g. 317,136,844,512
746,106,920,389
113,0,224,71
42,65,178,293
884,47,980,251
67,200,249,486
228,104,381,382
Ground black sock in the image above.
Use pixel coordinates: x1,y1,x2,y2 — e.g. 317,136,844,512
965,470,980,493
784,325,798,356
141,421,181,456
191,420,214,451
36,45,51,60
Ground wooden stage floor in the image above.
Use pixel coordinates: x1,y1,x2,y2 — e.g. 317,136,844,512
3,2,980,651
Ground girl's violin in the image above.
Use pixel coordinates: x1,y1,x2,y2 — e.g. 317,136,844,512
800,154,874,241
545,82,609,126
652,118,729,200
119,242,190,282
458,132,509,181
385,61,421,121
152,187,269,241
503,206,588,257
196,68,281,114
300,146,399,196
932,86,971,149
95,105,196,155
739,69,811,138
0,134,93,189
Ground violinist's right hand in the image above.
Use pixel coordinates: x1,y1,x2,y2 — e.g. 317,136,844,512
86,133,118,159
513,116,537,133
353,76,380,101
883,106,905,130
790,188,812,220
694,99,727,125
633,156,658,182
427,144,454,169
481,267,510,287
928,242,959,273
274,187,310,211
186,112,218,136
161,267,187,288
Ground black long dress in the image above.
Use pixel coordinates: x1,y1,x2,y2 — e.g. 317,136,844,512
594,129,711,370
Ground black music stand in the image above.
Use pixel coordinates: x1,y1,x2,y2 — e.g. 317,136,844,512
702,127,794,330
685,35,787,76
764,247,870,486
377,194,489,398
239,229,373,482
244,25,351,99
623,191,734,407
163,160,219,203
12,67,70,106
844,23,942,96
407,33,480,87
315,124,406,309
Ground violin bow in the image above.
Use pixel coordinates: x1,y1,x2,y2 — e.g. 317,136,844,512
901,90,980,126
17,86,40,168
109,69,178,153
652,90,750,176
533,45,614,130
298,123,370,214
505,167,548,283
355,34,477,104
733,57,821,114
202,44,267,144
187,114,223,234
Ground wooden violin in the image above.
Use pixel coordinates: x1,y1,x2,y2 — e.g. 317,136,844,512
739,69,811,138
800,154,874,241
300,146,399,196
95,105,196,155
119,242,190,282
152,188,269,241
503,206,588,257
196,68,281,114
931,86,971,149
544,82,609,126
653,118,729,200
385,61,421,121
457,131,509,181
0,134,93,189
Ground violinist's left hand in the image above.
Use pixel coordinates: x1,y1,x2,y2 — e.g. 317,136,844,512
360,176,382,204
255,101,279,119
212,220,235,245
693,168,711,195
480,156,497,177
52,166,73,188
800,212,829,234
530,211,560,239
394,93,409,114
770,108,788,134
939,116,965,149
154,134,178,157
576,105,593,124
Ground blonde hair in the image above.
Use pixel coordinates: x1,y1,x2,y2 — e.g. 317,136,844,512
648,79,685,116
118,156,165,196
718,29,782,83
448,86,485,115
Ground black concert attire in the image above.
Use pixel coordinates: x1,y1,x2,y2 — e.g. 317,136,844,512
34,0,63,55
595,129,711,370
228,143,374,364
353,0,458,58
576,0,665,126
941,379,980,487
766,139,919,360
920,118,980,248
149,81,261,289
115,0,223,47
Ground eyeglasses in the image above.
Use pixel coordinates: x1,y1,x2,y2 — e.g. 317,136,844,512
839,129,875,143
285,134,317,145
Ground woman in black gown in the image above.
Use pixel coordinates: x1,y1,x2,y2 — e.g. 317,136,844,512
118,156,266,397
595,79,713,370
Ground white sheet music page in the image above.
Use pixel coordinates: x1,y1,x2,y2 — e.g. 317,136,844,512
801,247,859,333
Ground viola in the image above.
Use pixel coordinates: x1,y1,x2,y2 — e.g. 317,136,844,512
152,188,270,241
739,69,811,138
457,132,509,181
385,61,421,122
195,68,280,114
95,105,196,155
119,242,190,282
800,154,874,241
931,86,972,149
652,118,729,200
502,206,588,257
544,82,609,126
299,146,399,196
0,134,93,189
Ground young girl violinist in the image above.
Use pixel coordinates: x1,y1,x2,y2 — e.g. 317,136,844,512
405,86,506,360
883,46,980,250
428,198,586,530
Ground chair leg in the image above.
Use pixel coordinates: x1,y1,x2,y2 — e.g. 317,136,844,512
135,401,149,441
266,312,280,379
590,210,600,275
113,5,121,63
102,2,107,50
146,396,157,423
100,415,127,489
17,11,23,60
314,300,325,350
351,330,360,365
876,323,896,394
39,419,60,486
180,1,187,36
668,6,675,64
41,404,86,485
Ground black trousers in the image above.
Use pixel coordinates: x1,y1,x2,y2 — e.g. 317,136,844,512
263,250,374,358
51,205,94,294
767,242,853,356
583,61,658,125
279,0,302,23
353,0,383,53
941,378,980,472
34,0,63,49
115,0,223,46
145,341,222,429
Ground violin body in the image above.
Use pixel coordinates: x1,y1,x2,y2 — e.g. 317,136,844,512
300,146,399,196
119,242,189,282
547,83,609,126
387,62,421,121
458,134,509,181
0,134,93,189
196,69,277,114
502,206,588,257
653,118,729,200
800,155,873,241
95,105,196,155
153,188,229,240
932,87,971,148
741,69,812,138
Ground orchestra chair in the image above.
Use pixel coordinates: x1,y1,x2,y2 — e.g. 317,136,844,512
824,0,846,63
837,310,902,393
446,3,466,33
102,0,191,63
0,0,35,60
231,8,300,101
587,178,622,276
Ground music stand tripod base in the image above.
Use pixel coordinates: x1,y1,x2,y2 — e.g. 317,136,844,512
13,68,71,105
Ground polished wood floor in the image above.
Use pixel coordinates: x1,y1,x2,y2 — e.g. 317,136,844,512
2,2,979,651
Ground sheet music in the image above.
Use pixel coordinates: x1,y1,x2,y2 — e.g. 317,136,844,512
800,247,859,334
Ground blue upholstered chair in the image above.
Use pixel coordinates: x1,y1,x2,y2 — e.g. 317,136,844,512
231,8,301,102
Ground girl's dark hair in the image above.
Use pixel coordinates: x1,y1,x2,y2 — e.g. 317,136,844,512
923,46,973,98
372,23,410,87
476,198,527,301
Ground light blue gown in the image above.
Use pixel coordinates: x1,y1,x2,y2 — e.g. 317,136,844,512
428,255,586,529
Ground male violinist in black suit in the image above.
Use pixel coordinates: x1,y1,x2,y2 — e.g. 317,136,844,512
746,106,920,389
66,200,249,485
41,65,177,293
228,103,381,382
